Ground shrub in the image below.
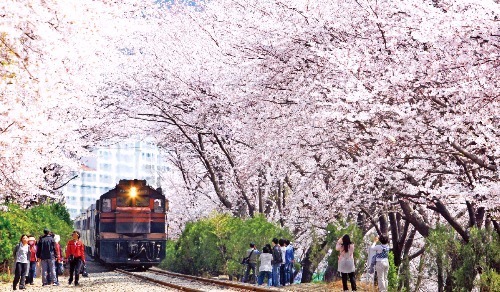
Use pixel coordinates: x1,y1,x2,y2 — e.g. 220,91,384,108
0,203,73,267
426,225,500,291
161,212,292,278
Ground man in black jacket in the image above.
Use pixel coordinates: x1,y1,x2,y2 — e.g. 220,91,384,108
36,228,57,286
271,238,282,287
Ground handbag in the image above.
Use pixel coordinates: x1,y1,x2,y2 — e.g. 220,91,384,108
80,263,89,277
241,250,254,265
68,254,75,262
56,262,64,276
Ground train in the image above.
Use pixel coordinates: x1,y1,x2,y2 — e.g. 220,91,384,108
74,179,168,269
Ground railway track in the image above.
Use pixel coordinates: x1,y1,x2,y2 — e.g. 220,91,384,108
116,268,278,291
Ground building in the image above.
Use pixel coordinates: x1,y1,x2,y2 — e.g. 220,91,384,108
63,140,170,219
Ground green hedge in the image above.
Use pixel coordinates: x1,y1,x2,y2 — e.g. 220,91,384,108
0,203,73,267
160,213,292,278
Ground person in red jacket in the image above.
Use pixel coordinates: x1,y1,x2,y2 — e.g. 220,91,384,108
53,234,62,285
26,236,38,285
65,230,85,286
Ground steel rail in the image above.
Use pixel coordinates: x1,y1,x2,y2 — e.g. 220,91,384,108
115,268,203,292
150,267,277,292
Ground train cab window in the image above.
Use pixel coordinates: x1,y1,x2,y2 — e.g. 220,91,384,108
154,199,163,213
117,195,149,207
102,199,111,212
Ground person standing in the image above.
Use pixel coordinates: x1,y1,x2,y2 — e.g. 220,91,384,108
257,246,272,286
243,243,259,283
271,238,282,287
66,230,85,286
285,239,295,285
279,239,287,286
25,236,37,285
53,234,62,285
13,234,30,290
336,234,357,291
36,228,56,286
370,235,390,292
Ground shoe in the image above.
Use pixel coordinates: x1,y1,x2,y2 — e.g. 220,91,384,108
53,283,59,286
75,283,80,286
68,280,72,285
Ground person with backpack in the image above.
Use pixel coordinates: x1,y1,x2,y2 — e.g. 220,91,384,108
242,243,260,283
36,228,57,286
370,235,390,292
13,234,30,290
271,238,282,287
66,230,85,286
336,234,357,291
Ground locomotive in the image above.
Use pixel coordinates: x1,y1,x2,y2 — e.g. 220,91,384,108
74,179,168,269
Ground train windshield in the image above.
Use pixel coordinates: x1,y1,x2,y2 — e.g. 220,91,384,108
117,195,149,207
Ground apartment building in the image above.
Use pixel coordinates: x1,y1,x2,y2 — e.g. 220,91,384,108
63,140,170,219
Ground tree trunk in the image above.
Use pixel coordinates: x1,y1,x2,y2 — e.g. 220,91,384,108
300,240,329,283
413,251,426,292
323,266,336,283
437,255,444,292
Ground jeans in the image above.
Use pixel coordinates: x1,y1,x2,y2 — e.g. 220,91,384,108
376,261,389,292
69,258,83,285
46,259,59,284
13,262,28,289
26,261,37,284
280,264,286,285
271,264,281,287
285,262,294,284
341,272,357,291
257,271,271,285
244,263,257,283
41,258,55,285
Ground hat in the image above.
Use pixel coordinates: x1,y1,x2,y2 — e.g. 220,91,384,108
28,236,36,241
54,234,60,243
43,228,50,234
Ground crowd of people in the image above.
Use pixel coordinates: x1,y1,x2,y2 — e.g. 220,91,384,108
11,229,86,290
242,238,295,287
241,234,390,291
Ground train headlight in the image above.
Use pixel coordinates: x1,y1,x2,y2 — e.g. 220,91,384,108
130,187,137,198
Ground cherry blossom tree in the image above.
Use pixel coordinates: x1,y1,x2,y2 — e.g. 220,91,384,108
2,0,498,288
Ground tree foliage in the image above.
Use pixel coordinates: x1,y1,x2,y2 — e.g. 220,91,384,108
2,1,499,289
426,225,500,291
0,203,73,267
160,213,291,278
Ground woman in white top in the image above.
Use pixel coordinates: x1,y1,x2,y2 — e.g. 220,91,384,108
13,234,30,290
257,246,273,286
336,234,357,291
370,235,390,292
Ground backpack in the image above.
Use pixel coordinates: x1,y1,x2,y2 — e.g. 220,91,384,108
369,245,389,274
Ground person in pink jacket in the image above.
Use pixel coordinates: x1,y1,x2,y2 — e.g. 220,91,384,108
336,234,357,291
